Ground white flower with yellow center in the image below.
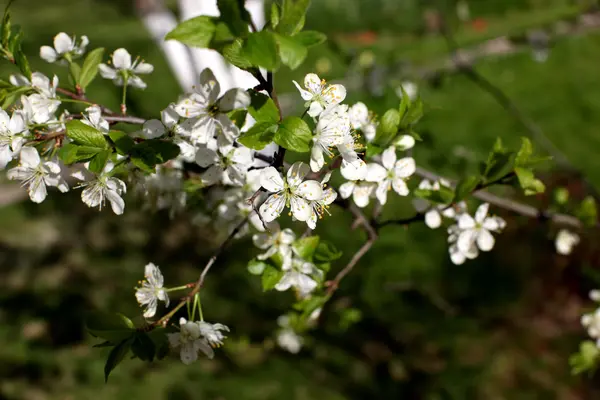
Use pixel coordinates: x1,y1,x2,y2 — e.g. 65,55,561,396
456,203,505,254
339,180,376,208
275,257,319,297
168,318,212,364
0,109,28,169
134,263,169,318
40,32,89,65
195,140,253,186
253,222,296,265
365,147,415,205
72,162,127,215
99,48,154,89
349,102,377,142
307,172,338,229
310,105,351,172
259,162,323,223
293,73,346,118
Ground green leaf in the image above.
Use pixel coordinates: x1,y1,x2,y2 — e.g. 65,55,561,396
292,236,320,261
270,3,280,29
65,120,108,148
228,109,248,130
577,196,597,227
238,122,278,150
131,332,155,362
143,139,181,163
397,87,411,121
515,137,533,166
454,176,481,201
554,187,569,205
248,92,280,124
277,0,310,36
243,31,279,71
274,116,312,153
105,338,134,382
413,186,454,204
58,143,105,164
130,140,180,173
165,16,216,48
221,38,253,69
570,340,600,375
79,47,105,90
86,312,135,342
514,167,545,196
374,108,400,146
1,0,12,49
68,62,81,86
14,45,31,79
109,130,135,155
247,259,268,275
294,31,327,47
365,143,384,158
484,151,515,183
314,241,342,263
276,34,308,70
401,98,423,127
262,265,284,291
0,85,31,108
217,0,249,36
88,150,110,174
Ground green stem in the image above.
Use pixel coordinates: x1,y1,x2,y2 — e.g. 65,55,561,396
121,76,128,114
186,299,192,321
58,97,94,106
196,293,203,322
166,285,191,292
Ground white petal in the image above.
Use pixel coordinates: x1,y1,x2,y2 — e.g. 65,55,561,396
296,273,318,295
476,229,495,251
112,48,132,70
482,217,499,231
457,214,476,229
29,179,47,203
0,146,12,169
365,163,387,183
474,203,489,223
353,184,373,208
293,80,314,101
290,196,311,221
307,102,324,118
286,162,309,187
161,105,179,129
293,180,323,201
275,272,294,292
180,343,199,365
133,62,154,74
304,73,322,94
310,145,324,173
53,33,73,54
40,46,58,63
201,165,223,186
425,210,442,229
457,230,477,253
394,135,416,150
218,89,251,112
195,147,219,168
381,147,397,170
394,157,416,178
260,167,284,192
19,147,41,168
340,158,367,181
391,178,409,196
259,194,285,222
106,189,125,215
231,147,253,165
322,84,346,106
141,119,166,139
339,181,355,199
98,64,117,79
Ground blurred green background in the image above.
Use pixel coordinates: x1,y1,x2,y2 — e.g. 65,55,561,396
1,0,600,398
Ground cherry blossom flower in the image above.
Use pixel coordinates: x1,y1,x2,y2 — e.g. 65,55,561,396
7,147,68,203
555,229,580,255
307,172,337,229
81,105,109,133
349,102,377,142
134,262,169,318
293,73,346,118
413,179,464,229
0,109,28,169
338,137,367,181
197,321,229,349
168,318,214,364
275,257,319,296
72,162,127,215
174,69,250,144
40,32,89,65
259,162,323,223
195,141,253,186
310,105,351,172
253,222,296,265
456,203,505,254
338,180,376,208
447,225,478,265
365,147,415,205
99,48,154,89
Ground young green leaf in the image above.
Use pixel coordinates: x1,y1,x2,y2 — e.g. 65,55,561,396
294,31,327,47
274,116,312,153
79,47,105,90
221,38,253,69
105,337,134,382
228,109,248,130
243,31,279,70
270,3,280,29
66,120,108,148
217,0,249,37
577,196,597,227
262,265,284,291
314,241,342,263
484,152,515,184
292,236,320,261
14,44,31,79
88,150,110,174
165,16,216,48
238,122,278,150
109,130,135,155
86,312,136,342
248,92,280,124
276,34,308,70
401,98,423,127
454,176,481,201
514,167,545,196
1,0,12,49
277,0,310,36
247,259,269,275
374,108,400,146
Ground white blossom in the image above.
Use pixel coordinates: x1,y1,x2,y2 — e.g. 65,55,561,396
197,321,229,348
7,147,68,203
349,102,377,142
99,48,154,89
168,318,214,364
338,180,376,208
413,179,464,229
293,73,346,118
81,105,109,133
72,162,127,215
0,109,28,169
365,147,415,205
259,162,323,223
338,137,367,181
253,222,296,266
307,172,337,229
581,309,600,347
195,140,253,186
447,225,478,265
455,203,505,255
134,263,169,318
174,69,250,144
590,290,600,302
276,315,303,354
555,229,580,255
396,81,418,100
393,134,416,151
275,257,319,296
40,32,89,65
310,105,351,172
